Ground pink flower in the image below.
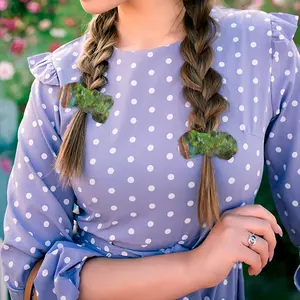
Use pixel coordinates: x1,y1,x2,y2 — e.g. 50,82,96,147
0,18,16,31
26,1,41,13
0,158,12,174
0,27,6,39
49,42,61,52
10,38,26,55
0,0,7,11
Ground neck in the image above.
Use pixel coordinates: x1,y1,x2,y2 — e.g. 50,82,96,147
116,0,186,50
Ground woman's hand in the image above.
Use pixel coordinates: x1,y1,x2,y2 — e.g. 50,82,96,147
190,204,283,288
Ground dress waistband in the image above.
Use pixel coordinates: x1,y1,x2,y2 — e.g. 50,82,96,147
73,230,207,259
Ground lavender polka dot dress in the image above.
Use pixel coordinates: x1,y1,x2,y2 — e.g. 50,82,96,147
1,6,300,300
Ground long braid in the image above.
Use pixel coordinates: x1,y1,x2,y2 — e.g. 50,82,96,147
180,0,229,226
55,9,118,186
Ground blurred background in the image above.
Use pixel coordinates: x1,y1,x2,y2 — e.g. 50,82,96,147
0,0,299,299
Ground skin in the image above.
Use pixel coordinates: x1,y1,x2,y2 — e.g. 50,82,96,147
77,1,283,299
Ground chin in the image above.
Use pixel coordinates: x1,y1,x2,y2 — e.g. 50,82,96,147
79,0,126,14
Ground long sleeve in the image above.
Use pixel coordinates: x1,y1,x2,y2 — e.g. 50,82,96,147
0,54,103,300
264,13,300,291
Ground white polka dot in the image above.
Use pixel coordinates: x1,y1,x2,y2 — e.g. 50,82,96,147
240,124,246,131
228,177,235,184
292,100,298,107
147,52,153,57
250,42,257,48
292,201,299,207
148,125,155,132
131,80,137,86
127,156,134,163
42,269,48,277
275,147,282,153
188,181,195,188
42,205,48,211
219,62,225,67
145,238,152,244
109,235,116,241
187,200,194,206
149,203,156,209
166,133,173,140
110,147,116,154
187,161,194,168
148,221,154,227
167,174,175,180
129,196,136,202
26,212,32,219
168,193,175,199
225,196,232,202
111,205,118,211
64,257,71,264
108,188,115,194
130,118,137,124
89,178,96,185
165,228,171,234
41,153,48,160
166,153,173,160
292,152,298,158
128,228,135,234
233,37,239,42
167,95,173,101
184,218,191,224
26,193,32,199
149,88,155,94
148,185,156,192
238,86,244,93
148,69,155,75
131,98,137,105
285,183,291,189
222,116,228,122
167,211,174,217
127,177,135,183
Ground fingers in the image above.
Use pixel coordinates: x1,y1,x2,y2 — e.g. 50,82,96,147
224,204,283,237
241,232,269,268
238,244,262,276
223,214,277,261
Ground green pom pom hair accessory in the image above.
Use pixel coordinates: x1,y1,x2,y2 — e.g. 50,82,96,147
178,130,238,160
58,82,114,124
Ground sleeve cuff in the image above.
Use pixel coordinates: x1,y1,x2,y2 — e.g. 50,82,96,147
33,240,105,300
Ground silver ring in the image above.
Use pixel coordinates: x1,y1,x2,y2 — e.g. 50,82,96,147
248,233,257,247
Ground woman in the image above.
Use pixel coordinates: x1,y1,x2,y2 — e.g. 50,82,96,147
1,0,299,299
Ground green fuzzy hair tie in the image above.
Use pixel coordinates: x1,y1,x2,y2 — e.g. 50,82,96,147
58,82,114,123
178,130,238,160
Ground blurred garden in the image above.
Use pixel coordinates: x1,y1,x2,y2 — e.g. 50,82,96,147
0,0,299,299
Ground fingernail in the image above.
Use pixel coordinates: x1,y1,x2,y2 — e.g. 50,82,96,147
277,225,283,237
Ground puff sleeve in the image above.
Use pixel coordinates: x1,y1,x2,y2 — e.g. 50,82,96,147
0,54,103,300
264,12,300,291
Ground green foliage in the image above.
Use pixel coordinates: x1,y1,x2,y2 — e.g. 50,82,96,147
61,83,114,124
178,130,237,160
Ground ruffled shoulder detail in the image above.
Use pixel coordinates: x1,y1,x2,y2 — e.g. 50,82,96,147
26,34,87,87
270,12,299,42
27,52,59,86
